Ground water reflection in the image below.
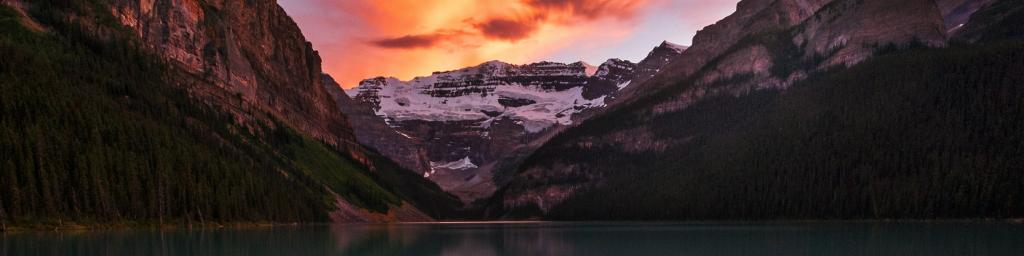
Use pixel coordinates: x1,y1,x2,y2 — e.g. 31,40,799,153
2,222,1023,255
329,222,578,255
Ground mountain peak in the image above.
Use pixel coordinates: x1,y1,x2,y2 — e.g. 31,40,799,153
572,61,600,76
601,58,632,65
659,41,688,53
357,76,401,87
479,60,512,67
594,58,636,78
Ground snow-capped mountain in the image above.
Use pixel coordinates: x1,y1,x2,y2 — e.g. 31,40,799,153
350,61,604,132
345,42,686,201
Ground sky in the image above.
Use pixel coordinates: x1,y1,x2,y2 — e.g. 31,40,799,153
278,0,739,88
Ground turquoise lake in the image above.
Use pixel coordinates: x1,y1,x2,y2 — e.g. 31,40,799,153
3,222,1023,255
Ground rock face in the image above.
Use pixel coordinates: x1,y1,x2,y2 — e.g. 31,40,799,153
632,41,689,88
323,74,431,173
584,41,688,103
107,0,356,150
495,0,959,217
97,0,456,221
582,58,634,100
610,0,949,110
347,44,684,201
611,0,831,106
794,0,947,67
627,0,947,115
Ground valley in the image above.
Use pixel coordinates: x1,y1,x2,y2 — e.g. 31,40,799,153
0,0,1022,230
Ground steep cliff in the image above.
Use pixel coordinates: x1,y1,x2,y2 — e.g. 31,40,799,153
107,0,357,150
0,0,460,227
106,0,466,220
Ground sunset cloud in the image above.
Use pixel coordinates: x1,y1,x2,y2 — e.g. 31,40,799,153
279,0,739,87
475,18,538,41
369,0,647,46
371,34,445,48
525,0,645,20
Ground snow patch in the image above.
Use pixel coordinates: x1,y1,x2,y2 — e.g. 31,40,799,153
617,80,633,90
394,130,416,140
344,88,359,97
351,60,627,133
430,157,478,171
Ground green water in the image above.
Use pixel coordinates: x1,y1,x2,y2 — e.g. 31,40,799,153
2,222,1023,255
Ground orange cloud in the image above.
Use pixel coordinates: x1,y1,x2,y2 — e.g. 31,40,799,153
475,18,538,41
283,0,657,87
525,0,646,20
371,34,444,48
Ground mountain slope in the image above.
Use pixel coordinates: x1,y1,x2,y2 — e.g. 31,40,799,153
951,0,1024,42
609,0,831,107
0,0,457,228
323,74,431,175
512,41,1024,220
491,0,1022,219
322,74,463,218
107,0,357,150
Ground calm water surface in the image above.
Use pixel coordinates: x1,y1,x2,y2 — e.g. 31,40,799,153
2,222,1023,255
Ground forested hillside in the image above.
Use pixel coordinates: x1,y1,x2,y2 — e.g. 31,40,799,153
493,0,1024,220
499,41,1024,220
0,2,458,228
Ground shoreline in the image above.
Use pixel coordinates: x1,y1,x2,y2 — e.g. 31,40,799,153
0,221,318,234
3,218,1022,233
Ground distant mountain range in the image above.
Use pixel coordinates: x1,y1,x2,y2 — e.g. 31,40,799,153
337,42,685,201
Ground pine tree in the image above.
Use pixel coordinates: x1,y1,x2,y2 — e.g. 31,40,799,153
2,160,20,219
0,195,7,231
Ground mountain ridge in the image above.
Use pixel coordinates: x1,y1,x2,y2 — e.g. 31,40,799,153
342,42,686,201
490,0,1021,219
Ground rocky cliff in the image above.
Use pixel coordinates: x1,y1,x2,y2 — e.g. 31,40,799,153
107,0,357,150
0,0,468,225
96,0,459,221
627,0,947,115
